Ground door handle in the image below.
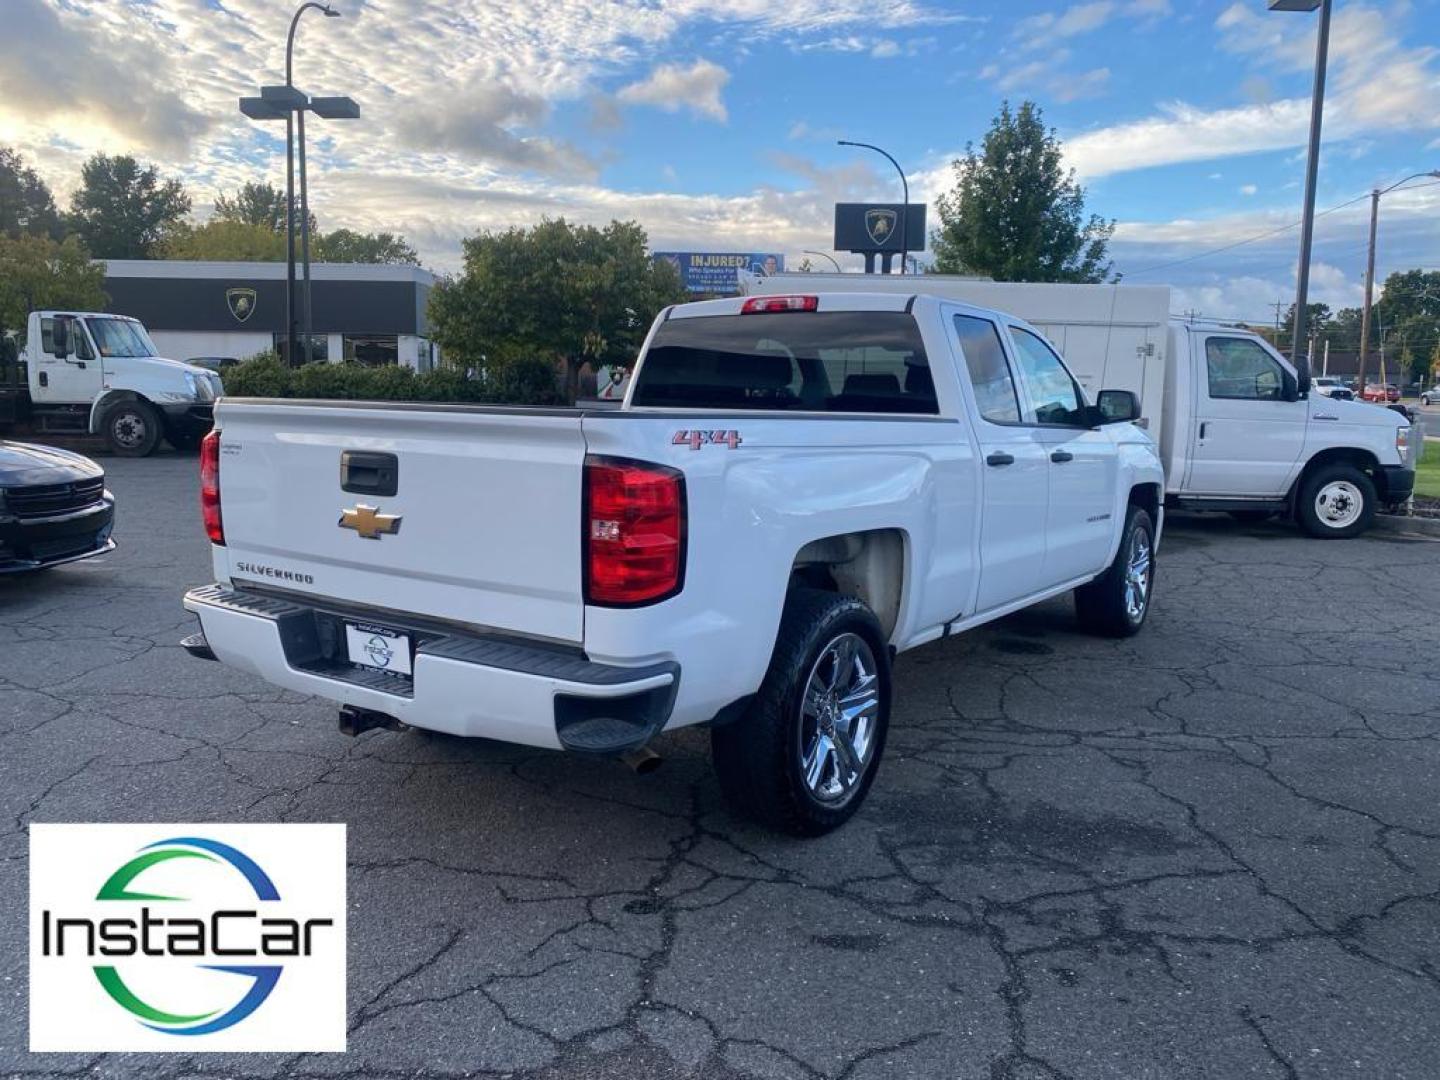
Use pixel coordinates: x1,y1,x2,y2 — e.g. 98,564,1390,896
1050,450,1074,463
340,450,399,496
1199,421,1208,439
986,452,1015,467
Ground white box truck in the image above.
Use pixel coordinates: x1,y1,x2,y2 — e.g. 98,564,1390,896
740,273,1413,538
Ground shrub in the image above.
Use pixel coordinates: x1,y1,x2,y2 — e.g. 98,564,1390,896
217,356,564,407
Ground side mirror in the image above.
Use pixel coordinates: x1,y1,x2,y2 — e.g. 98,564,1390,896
49,317,70,358
1094,389,1140,425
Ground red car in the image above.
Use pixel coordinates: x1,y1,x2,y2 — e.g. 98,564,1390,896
1361,382,1400,403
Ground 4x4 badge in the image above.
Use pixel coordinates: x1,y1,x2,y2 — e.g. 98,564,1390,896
673,430,742,450
339,504,402,539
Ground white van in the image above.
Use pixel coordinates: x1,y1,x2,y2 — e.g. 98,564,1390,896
740,273,1413,538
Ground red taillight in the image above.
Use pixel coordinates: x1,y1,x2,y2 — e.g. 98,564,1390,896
200,429,224,546
741,295,818,314
584,456,685,606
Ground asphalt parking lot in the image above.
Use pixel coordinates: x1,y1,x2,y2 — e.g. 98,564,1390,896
4,453,1440,1080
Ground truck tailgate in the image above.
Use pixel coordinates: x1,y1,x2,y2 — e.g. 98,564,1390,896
214,400,587,643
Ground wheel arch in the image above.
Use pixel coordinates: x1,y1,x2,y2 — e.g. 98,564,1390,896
787,527,908,644
1288,446,1381,509
87,389,154,435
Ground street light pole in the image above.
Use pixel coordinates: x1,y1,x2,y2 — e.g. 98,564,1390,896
837,140,909,275
287,3,340,367
1269,0,1332,375
1356,170,1440,390
803,250,841,273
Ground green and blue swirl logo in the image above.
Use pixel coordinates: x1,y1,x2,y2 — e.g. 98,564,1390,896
93,838,281,1035
40,835,333,1037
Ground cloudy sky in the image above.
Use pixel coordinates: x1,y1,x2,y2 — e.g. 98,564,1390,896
4,0,1440,322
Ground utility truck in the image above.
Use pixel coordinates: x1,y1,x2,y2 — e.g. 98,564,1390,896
183,290,1164,835
742,273,1414,538
0,311,223,456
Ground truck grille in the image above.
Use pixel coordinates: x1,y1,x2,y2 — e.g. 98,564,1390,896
4,477,106,519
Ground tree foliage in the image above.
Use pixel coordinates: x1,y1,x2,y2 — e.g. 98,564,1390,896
214,181,289,232
429,218,686,400
931,101,1113,283
68,154,191,259
162,219,289,261
0,146,62,240
0,235,107,338
316,228,420,265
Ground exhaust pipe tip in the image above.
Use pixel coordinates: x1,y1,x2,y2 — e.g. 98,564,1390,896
620,745,663,774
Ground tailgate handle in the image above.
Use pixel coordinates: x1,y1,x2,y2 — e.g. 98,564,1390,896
340,451,398,497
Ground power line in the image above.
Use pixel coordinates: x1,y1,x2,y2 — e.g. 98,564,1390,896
1119,179,1440,279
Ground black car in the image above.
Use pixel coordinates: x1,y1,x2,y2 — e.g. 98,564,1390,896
0,441,116,573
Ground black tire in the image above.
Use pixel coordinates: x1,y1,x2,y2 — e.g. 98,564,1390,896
711,588,891,836
1074,505,1155,638
1296,462,1375,539
102,400,162,457
1228,509,1274,524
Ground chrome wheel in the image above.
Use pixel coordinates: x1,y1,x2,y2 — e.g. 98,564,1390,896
1314,480,1363,529
798,632,879,805
1124,529,1152,622
111,410,148,450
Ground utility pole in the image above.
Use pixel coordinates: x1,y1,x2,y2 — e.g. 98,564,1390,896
1272,300,1287,348
1357,188,1379,392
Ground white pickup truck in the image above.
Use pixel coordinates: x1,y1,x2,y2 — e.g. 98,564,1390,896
182,292,1164,834
0,311,223,455
743,274,1415,537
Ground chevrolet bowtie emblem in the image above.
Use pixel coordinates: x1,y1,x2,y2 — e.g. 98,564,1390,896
338,504,402,540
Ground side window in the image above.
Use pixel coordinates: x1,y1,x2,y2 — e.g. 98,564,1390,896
953,314,1020,423
1206,337,1284,401
1009,327,1083,425
40,318,55,356
73,322,94,362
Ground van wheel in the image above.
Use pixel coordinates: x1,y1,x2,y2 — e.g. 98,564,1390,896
1297,463,1375,538
711,588,891,836
103,401,161,457
1075,505,1155,638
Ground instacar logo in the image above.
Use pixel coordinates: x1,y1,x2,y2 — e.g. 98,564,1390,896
30,824,346,1053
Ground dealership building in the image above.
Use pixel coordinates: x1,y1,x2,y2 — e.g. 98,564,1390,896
101,260,437,369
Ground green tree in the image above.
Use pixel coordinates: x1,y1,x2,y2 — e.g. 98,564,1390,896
931,101,1113,282
430,218,686,401
68,154,191,259
0,235,107,338
213,181,316,236
213,182,288,232
162,219,288,261
316,228,420,265
0,146,62,240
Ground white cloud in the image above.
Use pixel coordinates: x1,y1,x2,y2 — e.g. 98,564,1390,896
1016,2,1116,46
617,60,730,123
871,40,903,58
1065,1,1440,178
1239,184,1258,196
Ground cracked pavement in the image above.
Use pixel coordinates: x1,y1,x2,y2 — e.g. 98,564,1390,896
3,453,1440,1079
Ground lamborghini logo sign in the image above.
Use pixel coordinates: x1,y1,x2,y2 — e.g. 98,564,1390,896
226,287,258,323
864,209,897,246
338,504,402,540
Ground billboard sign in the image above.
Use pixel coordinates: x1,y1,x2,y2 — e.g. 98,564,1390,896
834,203,927,254
654,252,785,295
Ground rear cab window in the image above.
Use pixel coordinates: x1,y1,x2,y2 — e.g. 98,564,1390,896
630,310,937,414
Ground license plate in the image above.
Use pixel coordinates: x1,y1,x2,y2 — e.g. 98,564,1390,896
345,622,413,676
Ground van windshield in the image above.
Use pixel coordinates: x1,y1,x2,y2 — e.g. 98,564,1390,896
85,318,156,358
630,310,937,414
